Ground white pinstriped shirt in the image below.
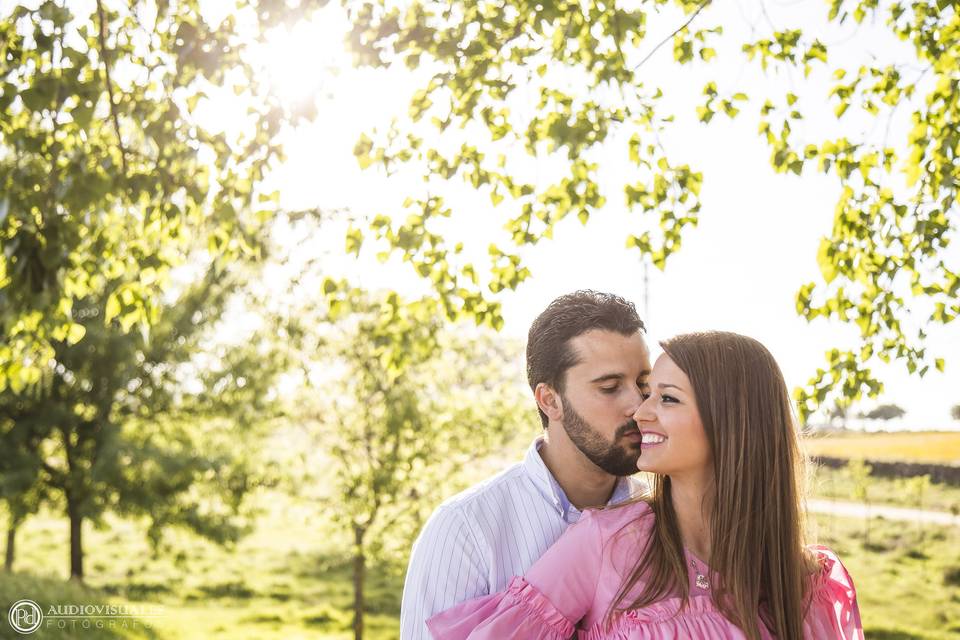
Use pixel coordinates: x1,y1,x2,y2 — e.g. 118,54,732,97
399,436,640,639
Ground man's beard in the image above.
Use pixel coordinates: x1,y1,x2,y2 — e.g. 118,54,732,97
561,397,641,476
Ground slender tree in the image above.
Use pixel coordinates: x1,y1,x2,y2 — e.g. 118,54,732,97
293,292,528,640
0,261,286,580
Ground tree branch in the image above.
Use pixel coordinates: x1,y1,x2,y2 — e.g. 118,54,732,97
633,0,711,72
96,0,128,176
40,460,67,488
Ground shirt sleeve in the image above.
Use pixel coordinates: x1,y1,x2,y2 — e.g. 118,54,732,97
426,509,603,639
401,504,490,640
524,508,602,622
804,546,865,639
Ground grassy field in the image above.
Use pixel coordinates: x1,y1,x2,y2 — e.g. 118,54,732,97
802,430,960,464
810,464,960,514
4,484,960,640
4,431,959,639
813,513,960,639
3,493,403,640
0,572,159,640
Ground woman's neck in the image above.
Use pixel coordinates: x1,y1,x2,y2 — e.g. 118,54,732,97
669,473,713,562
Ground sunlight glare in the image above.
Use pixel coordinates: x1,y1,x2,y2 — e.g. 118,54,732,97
255,8,350,106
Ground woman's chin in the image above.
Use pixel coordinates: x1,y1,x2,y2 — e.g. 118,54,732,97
636,462,663,474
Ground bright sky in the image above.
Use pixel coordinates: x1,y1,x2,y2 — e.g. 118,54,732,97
233,1,958,429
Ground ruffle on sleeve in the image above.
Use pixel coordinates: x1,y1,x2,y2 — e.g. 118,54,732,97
804,545,865,639
427,575,576,640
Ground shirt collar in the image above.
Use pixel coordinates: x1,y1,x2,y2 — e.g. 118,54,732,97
523,435,637,524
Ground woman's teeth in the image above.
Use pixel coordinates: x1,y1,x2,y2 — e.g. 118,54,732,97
641,433,666,445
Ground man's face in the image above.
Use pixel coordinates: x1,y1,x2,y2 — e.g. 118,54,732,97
557,329,651,475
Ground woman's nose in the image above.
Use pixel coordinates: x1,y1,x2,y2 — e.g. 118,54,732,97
633,398,654,423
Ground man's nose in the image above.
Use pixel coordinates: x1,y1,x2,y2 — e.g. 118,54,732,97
625,386,645,415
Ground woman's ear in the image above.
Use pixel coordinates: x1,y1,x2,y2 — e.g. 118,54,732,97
535,383,564,423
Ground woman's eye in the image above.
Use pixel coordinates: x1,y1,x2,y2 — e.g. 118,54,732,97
661,394,678,404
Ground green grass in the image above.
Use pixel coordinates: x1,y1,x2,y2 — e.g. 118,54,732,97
803,430,960,464
810,463,960,514
4,492,404,640
5,480,959,640
811,513,960,639
0,572,160,640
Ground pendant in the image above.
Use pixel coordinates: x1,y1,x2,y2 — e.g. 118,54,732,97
690,557,710,590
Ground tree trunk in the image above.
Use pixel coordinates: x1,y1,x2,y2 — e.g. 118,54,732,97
67,502,84,581
352,525,366,640
4,522,15,571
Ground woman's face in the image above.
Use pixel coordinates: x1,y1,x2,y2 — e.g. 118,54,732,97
632,354,712,480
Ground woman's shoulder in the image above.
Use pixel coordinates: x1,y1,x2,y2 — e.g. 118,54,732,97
805,545,858,598
803,545,864,636
580,499,655,548
806,545,848,572
584,497,653,524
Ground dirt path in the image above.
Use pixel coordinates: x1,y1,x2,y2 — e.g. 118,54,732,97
807,498,960,526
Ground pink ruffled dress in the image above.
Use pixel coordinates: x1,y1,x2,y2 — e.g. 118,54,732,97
427,501,863,639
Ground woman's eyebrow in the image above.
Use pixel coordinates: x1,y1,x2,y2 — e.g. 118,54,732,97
656,383,684,391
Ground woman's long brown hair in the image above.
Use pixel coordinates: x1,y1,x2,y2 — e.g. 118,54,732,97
607,331,815,639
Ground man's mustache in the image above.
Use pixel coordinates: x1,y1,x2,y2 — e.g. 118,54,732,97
615,420,640,439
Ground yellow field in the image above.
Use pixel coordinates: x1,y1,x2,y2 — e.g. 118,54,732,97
802,431,960,464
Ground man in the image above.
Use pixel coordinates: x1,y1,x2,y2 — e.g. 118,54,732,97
400,290,651,639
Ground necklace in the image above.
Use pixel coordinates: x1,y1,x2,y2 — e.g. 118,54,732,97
690,558,710,590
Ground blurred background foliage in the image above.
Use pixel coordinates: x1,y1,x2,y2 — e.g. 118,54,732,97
1,0,958,638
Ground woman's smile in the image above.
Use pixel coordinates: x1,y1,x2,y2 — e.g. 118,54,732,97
640,431,667,447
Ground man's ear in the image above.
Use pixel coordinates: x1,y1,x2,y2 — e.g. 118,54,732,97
535,383,564,423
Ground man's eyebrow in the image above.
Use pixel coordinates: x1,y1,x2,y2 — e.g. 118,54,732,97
590,371,652,384
589,373,624,384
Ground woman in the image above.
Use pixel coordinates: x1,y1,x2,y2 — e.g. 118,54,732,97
427,332,863,639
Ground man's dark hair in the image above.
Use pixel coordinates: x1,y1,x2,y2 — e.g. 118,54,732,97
526,290,645,428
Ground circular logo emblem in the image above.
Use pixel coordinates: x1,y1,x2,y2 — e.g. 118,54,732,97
8,600,42,634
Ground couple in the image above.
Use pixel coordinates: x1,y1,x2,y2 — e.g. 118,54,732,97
400,291,863,639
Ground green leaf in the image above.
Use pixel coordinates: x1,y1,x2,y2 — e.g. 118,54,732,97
354,133,375,169
71,101,95,129
345,226,364,256
66,323,86,345
816,238,838,284
21,84,52,111
105,294,122,323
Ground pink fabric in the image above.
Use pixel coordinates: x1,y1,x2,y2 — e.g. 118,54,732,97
427,502,864,639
